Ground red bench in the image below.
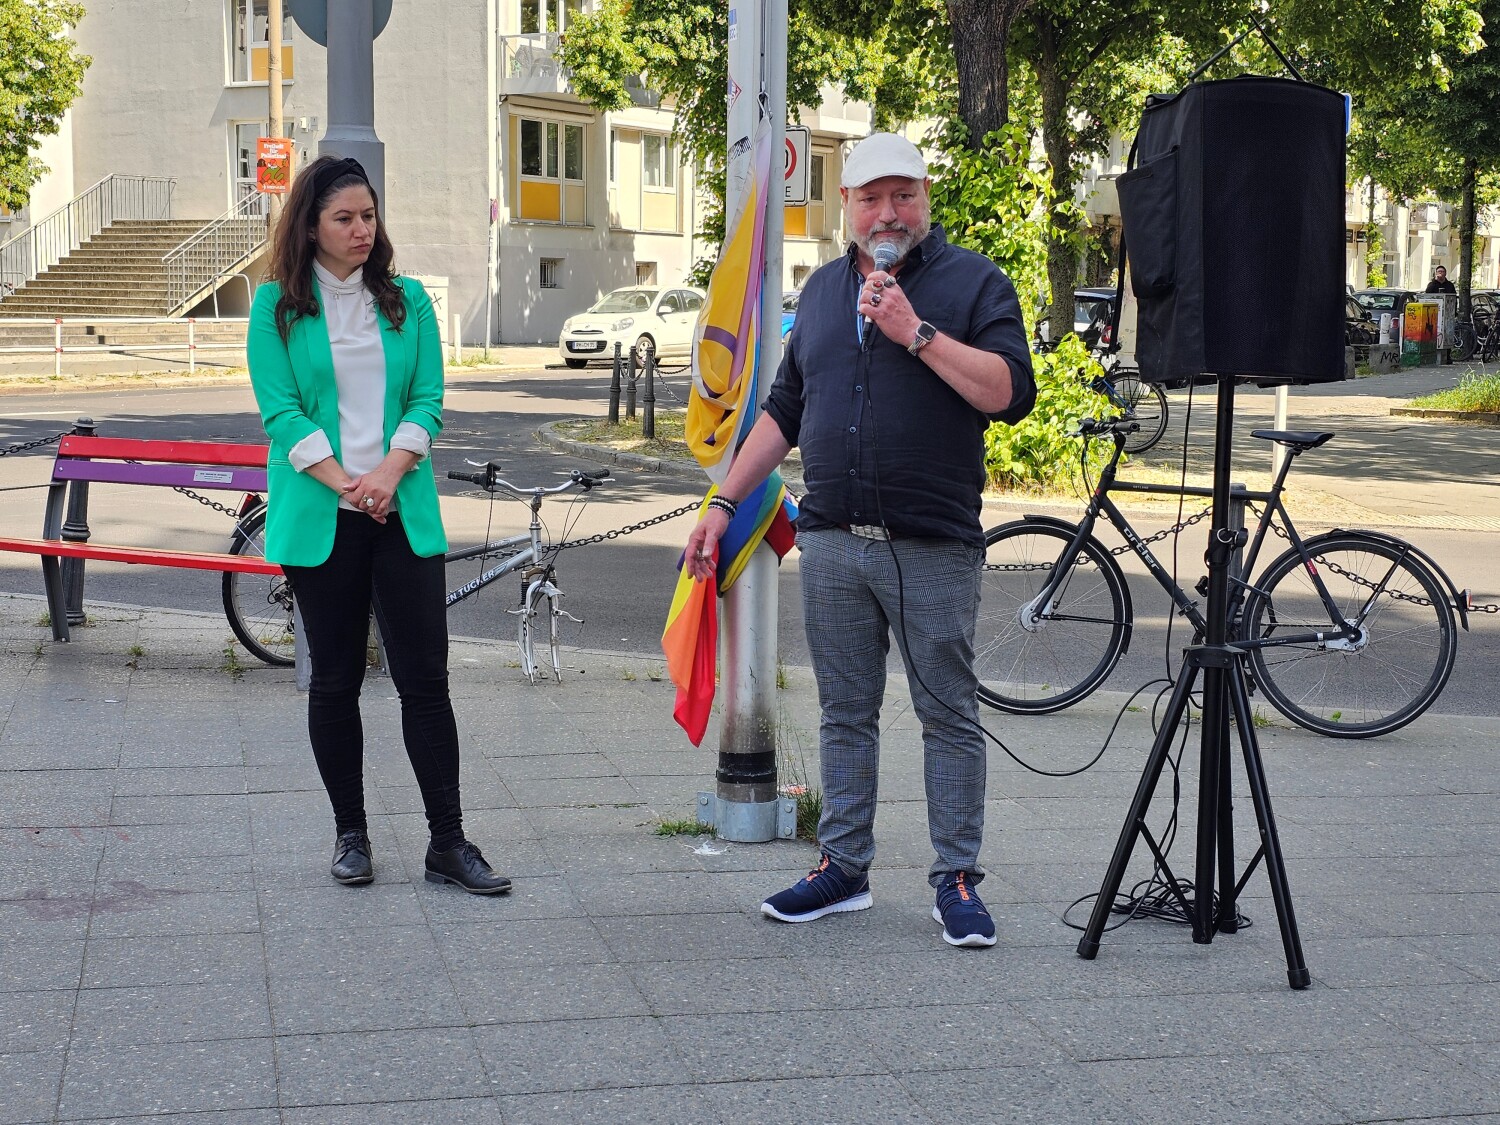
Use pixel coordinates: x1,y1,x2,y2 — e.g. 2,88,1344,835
0,434,280,643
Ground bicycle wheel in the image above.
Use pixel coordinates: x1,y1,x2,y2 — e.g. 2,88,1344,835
1452,321,1477,362
1113,371,1169,454
222,506,296,667
976,520,1133,714
1243,533,1456,738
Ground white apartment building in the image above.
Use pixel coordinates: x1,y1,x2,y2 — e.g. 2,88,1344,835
5,0,872,342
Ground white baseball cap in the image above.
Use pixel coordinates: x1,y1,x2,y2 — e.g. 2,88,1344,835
840,133,928,189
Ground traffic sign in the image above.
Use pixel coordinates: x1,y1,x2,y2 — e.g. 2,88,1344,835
784,126,810,205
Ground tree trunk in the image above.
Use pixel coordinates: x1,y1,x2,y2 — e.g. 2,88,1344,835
946,0,1029,149
1459,158,1476,319
1035,11,1078,338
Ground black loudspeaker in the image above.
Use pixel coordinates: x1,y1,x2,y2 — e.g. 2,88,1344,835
1119,76,1346,384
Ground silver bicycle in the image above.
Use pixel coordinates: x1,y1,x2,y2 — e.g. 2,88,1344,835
223,463,610,681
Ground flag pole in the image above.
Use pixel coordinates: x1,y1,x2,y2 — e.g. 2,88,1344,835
707,0,789,842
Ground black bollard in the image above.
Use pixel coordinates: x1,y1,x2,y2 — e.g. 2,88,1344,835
60,416,96,626
643,349,657,439
607,341,623,424
626,344,639,420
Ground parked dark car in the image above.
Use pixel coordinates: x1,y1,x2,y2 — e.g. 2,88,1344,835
1353,288,1420,321
1345,295,1379,349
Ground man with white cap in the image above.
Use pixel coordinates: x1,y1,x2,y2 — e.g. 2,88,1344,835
683,131,1035,948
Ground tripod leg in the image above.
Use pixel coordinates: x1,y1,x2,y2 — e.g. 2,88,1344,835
1194,663,1228,944
1226,660,1311,989
1078,664,1201,959
1216,681,1238,935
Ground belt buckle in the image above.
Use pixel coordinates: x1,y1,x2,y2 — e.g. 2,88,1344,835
848,523,890,541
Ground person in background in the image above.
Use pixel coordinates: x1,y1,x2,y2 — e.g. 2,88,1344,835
1425,266,1457,295
247,154,509,895
682,133,1036,948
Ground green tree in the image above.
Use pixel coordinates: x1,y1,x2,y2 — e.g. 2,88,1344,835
0,0,90,212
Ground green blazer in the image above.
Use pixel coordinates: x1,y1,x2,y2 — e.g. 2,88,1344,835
247,274,448,567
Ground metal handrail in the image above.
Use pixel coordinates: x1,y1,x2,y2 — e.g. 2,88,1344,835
0,175,175,297
162,192,269,312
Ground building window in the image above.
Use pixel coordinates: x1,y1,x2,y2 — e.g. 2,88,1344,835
231,0,294,83
514,117,587,224
810,154,825,202
643,134,675,189
609,129,618,183
520,119,583,182
520,0,582,35
792,265,811,288
636,262,657,285
540,258,563,288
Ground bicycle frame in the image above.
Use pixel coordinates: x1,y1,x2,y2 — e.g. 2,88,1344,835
1022,426,1393,656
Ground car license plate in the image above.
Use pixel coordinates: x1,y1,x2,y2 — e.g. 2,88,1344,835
571,340,604,352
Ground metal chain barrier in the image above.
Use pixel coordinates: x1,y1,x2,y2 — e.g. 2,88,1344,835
983,506,1213,572
0,431,68,457
1248,502,1500,615
556,500,700,551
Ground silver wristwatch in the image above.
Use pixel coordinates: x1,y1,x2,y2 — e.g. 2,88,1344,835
908,320,937,356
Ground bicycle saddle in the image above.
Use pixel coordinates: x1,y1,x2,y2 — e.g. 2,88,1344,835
1249,429,1334,450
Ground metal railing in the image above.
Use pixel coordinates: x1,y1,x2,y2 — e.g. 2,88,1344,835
498,32,571,94
162,192,268,313
0,175,175,297
0,315,249,377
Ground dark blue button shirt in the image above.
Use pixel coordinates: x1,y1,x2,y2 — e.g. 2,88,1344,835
763,225,1035,548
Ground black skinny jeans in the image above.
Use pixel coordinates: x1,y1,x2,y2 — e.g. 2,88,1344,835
285,510,465,850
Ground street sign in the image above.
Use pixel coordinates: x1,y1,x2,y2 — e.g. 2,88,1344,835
287,0,393,46
784,126,810,205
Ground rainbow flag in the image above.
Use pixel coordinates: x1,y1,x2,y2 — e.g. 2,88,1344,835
686,116,773,485
664,113,799,746
661,481,797,746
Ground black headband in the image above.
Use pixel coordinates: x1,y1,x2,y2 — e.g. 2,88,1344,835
311,157,369,201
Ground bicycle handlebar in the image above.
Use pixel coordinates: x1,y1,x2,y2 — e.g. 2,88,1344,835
446,464,611,495
1075,416,1140,437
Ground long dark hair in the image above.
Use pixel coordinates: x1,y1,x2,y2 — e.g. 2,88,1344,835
267,154,406,341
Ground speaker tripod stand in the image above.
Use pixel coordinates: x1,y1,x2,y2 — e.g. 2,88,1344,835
1076,374,1311,990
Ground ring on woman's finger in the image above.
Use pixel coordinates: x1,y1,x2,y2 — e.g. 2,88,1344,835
363,496,375,508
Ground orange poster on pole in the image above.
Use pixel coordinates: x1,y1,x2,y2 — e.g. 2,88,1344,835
256,137,293,194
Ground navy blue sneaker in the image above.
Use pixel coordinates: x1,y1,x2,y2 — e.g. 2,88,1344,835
761,855,872,923
933,871,996,948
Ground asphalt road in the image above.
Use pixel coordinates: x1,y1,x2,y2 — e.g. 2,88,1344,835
2,369,1497,718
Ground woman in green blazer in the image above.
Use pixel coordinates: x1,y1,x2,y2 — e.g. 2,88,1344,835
247,154,507,895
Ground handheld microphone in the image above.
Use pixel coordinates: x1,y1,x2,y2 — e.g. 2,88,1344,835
861,241,900,348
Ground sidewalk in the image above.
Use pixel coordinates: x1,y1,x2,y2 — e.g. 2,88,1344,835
2,591,1497,1123
0,344,564,390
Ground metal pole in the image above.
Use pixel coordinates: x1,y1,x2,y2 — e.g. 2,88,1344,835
608,341,623,423
267,0,285,225
709,0,783,842
320,0,385,201
1272,384,1289,477
626,346,638,419
60,416,97,626
643,350,657,438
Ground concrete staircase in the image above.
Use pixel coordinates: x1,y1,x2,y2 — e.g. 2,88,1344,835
0,218,261,318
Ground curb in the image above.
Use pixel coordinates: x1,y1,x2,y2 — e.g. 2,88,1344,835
535,419,700,481
1391,406,1500,425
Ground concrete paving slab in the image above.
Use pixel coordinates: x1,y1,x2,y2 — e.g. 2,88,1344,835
3,589,1500,1121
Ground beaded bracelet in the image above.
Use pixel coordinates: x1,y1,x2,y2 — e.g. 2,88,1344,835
707,495,738,519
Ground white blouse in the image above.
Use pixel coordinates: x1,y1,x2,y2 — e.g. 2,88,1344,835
288,260,431,510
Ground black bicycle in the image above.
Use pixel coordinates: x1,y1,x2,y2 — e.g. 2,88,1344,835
976,416,1468,738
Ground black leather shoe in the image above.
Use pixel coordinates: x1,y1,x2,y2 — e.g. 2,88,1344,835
424,840,511,895
330,830,373,885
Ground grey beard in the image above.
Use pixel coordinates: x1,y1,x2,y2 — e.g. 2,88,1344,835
858,220,930,265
